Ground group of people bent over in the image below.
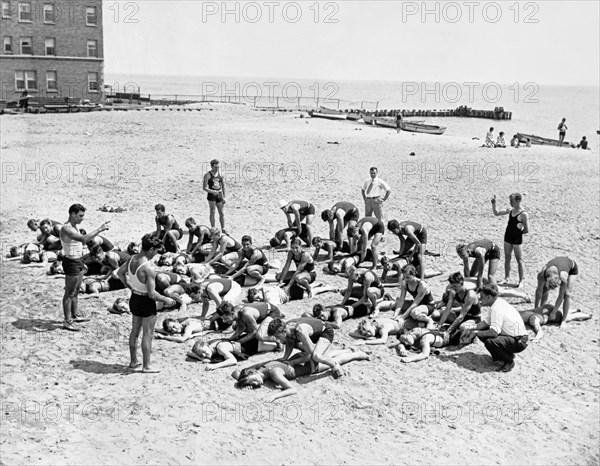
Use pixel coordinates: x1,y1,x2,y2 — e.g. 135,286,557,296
13,194,590,393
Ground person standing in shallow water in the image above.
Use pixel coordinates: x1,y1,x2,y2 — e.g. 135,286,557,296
557,118,567,146
203,159,226,230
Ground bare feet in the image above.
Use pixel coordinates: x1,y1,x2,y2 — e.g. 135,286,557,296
128,362,142,370
63,321,81,332
498,361,515,372
142,367,161,374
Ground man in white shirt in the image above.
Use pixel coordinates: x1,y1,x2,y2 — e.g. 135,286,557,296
466,284,528,372
361,167,391,221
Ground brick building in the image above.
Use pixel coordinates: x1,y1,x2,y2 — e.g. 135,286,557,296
0,0,104,103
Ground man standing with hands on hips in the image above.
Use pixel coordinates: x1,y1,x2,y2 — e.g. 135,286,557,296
203,159,226,231
362,167,391,221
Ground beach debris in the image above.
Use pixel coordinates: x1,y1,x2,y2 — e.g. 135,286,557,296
409,152,416,156
98,205,127,213
327,141,340,145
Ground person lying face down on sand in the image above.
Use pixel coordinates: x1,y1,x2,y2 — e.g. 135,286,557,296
7,242,59,264
341,265,385,312
155,317,206,343
321,201,360,244
387,220,428,279
172,262,215,283
312,236,350,262
519,303,591,343
279,199,316,247
322,250,373,276
534,256,579,328
232,348,369,402
351,317,405,346
225,235,270,288
435,272,482,333
246,281,338,306
267,316,344,378
305,300,395,329
347,217,385,270
158,281,203,313
157,251,189,268
392,327,462,363
456,239,500,290
184,217,212,259
276,238,316,298
153,203,183,253
391,265,435,327
187,336,274,371
205,228,242,268
270,224,311,251
215,301,283,351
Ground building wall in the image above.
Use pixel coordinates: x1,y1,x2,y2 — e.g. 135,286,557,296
0,0,104,102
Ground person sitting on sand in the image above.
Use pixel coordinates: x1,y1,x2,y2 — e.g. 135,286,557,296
312,236,350,262
188,337,265,371
519,303,592,343
205,228,242,268
185,217,212,260
484,127,496,147
341,265,385,311
534,256,579,327
510,134,520,148
276,238,316,298
435,272,481,333
321,201,360,244
577,136,589,150
391,265,435,326
456,240,500,290
387,220,428,279
525,138,532,148
247,282,338,306
155,317,206,343
267,316,344,378
351,317,403,345
198,277,242,319
465,283,528,373
496,132,506,148
27,217,61,234
225,235,270,287
279,199,316,247
347,217,385,270
216,301,283,350
393,327,461,363
232,349,369,401
117,234,176,373
35,218,65,251
269,224,311,250
89,245,131,280
153,204,183,253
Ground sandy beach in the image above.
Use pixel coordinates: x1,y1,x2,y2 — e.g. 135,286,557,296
1,104,599,465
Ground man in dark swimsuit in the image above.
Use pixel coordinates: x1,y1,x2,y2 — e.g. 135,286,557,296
534,256,579,327
341,266,384,311
226,235,270,287
37,218,63,251
153,204,183,253
435,272,481,333
267,316,344,378
557,118,567,147
456,239,500,290
321,201,359,244
347,217,385,270
310,302,372,329
270,224,311,249
203,159,226,230
279,199,316,247
185,217,212,261
387,219,428,279
218,301,284,349
276,238,316,298
392,264,435,326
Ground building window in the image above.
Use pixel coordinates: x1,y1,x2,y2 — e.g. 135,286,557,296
18,2,31,22
88,72,98,92
86,6,97,25
15,70,37,91
2,1,11,18
45,38,55,55
20,37,32,54
3,36,12,53
87,40,97,58
43,3,55,23
46,71,57,91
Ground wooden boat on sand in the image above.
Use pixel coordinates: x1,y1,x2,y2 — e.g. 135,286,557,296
516,133,573,147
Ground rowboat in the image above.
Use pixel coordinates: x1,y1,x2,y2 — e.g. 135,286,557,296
308,110,348,121
361,113,376,125
372,116,446,135
516,133,573,147
317,106,362,121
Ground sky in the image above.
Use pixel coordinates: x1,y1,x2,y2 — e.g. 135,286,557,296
103,1,600,86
